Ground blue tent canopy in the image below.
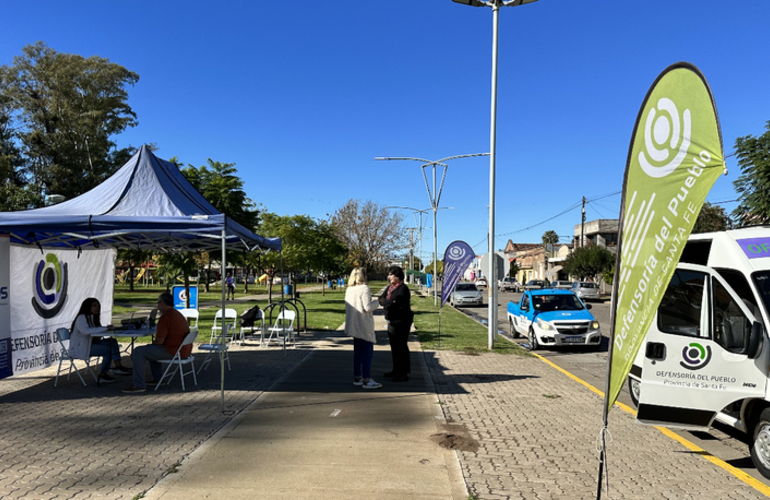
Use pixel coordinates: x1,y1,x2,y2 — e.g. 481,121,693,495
0,145,281,253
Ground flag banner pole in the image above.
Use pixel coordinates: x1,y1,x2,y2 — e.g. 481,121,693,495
439,240,476,347
596,62,726,498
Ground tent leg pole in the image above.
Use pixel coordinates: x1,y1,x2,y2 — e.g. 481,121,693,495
221,228,227,413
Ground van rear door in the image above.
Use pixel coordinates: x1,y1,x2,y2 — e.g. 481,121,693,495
637,263,767,429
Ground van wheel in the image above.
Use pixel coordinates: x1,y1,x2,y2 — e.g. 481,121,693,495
750,408,770,479
528,328,540,351
510,318,520,338
628,377,640,408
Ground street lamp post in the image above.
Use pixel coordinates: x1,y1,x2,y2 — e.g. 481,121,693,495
385,206,429,275
451,0,539,348
376,154,488,306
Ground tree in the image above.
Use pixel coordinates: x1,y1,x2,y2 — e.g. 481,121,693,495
509,261,521,278
180,159,259,230
424,260,444,275
2,42,140,199
693,202,731,233
542,230,559,257
155,252,202,306
179,158,260,292
733,121,770,226
562,245,614,283
260,213,347,280
0,67,43,211
116,249,153,292
331,200,406,274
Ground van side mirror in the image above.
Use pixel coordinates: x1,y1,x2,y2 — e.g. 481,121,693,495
585,304,592,310
746,321,763,359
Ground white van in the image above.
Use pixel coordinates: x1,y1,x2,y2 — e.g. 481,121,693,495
630,226,770,477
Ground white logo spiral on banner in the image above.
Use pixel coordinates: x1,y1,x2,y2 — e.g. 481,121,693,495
638,97,691,178
448,245,467,260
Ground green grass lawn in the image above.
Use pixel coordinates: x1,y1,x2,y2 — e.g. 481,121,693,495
110,286,350,343
111,282,525,355
411,294,530,355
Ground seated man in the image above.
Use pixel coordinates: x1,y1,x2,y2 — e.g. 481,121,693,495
122,292,191,394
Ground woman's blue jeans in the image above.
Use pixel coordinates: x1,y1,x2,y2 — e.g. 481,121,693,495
90,337,121,373
353,338,374,379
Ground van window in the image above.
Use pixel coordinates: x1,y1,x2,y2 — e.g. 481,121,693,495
752,271,770,323
715,268,761,322
658,269,705,337
713,279,751,354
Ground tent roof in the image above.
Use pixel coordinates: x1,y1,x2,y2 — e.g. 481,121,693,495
0,145,281,253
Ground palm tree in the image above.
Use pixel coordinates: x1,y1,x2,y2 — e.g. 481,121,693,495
542,230,559,279
542,230,559,257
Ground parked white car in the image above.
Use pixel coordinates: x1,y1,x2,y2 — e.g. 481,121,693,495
450,283,483,307
475,277,488,288
571,281,600,301
498,277,520,292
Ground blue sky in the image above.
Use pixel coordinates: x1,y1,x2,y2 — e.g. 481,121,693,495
3,0,770,263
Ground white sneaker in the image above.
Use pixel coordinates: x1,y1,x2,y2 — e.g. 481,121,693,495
353,378,363,386
361,379,382,390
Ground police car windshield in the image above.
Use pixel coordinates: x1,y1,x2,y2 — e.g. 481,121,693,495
532,294,584,312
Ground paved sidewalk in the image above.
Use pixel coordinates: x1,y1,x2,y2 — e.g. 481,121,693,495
425,349,767,500
144,313,466,500
0,335,310,500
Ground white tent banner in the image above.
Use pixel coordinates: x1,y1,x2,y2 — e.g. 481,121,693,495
9,245,115,375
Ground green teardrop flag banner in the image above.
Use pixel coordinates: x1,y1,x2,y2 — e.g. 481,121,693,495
606,63,725,410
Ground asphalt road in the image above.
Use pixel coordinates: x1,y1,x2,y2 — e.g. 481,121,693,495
454,287,769,487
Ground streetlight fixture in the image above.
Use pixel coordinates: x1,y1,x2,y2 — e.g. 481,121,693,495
451,0,539,349
385,206,429,275
386,205,453,278
376,154,488,306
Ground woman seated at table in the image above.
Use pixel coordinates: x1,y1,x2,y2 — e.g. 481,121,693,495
69,297,131,383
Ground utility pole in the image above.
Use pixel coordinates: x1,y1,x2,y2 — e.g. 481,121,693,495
408,228,416,283
581,196,586,248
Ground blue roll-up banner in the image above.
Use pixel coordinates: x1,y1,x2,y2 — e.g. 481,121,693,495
441,241,476,308
173,285,198,310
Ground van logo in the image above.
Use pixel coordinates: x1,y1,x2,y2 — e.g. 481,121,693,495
680,342,712,371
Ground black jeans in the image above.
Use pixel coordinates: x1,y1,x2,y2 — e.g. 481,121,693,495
387,322,411,376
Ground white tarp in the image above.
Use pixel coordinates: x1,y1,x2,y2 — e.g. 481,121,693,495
9,245,115,375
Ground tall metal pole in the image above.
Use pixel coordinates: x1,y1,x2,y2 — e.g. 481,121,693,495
432,165,439,306
487,3,500,349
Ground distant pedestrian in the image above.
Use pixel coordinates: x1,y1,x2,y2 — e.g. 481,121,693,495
345,267,382,389
379,265,414,382
226,273,235,300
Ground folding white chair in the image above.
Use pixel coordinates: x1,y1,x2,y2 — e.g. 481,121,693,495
179,308,200,333
155,330,198,391
239,308,264,345
197,323,233,374
210,308,237,345
54,327,99,387
265,310,296,347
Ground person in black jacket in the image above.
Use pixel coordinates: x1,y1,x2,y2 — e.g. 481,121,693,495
378,265,414,382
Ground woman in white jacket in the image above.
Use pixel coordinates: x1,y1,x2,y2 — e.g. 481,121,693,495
69,298,131,383
345,267,382,389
